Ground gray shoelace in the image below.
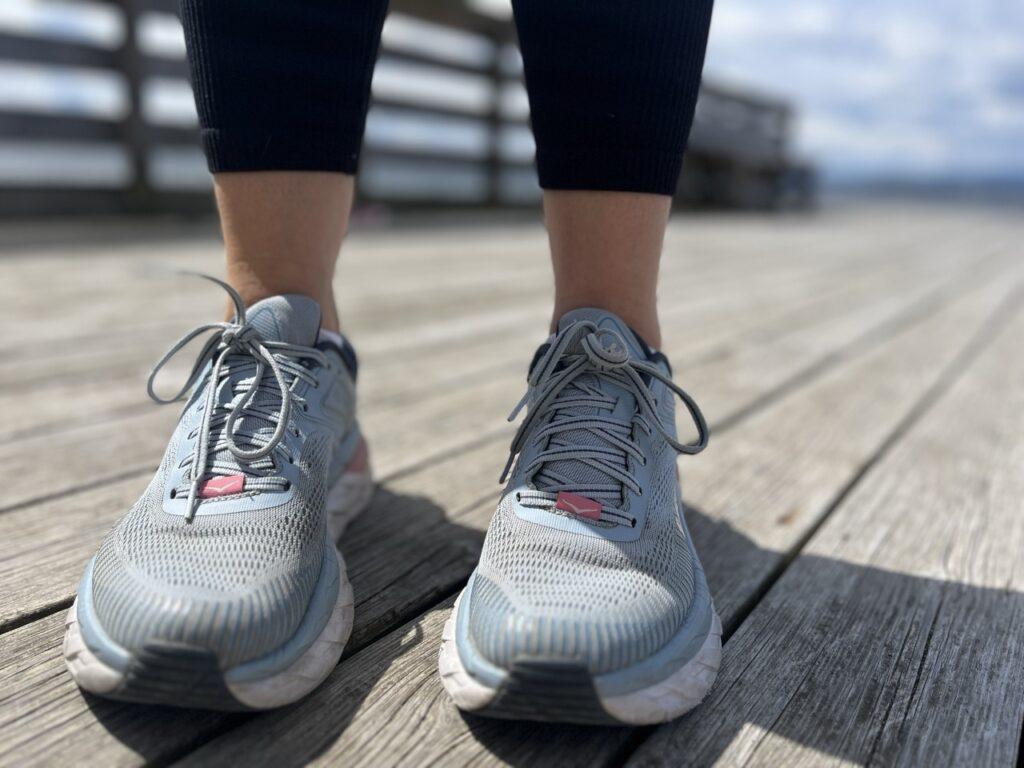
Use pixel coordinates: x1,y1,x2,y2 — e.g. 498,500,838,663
147,275,328,522
501,321,708,527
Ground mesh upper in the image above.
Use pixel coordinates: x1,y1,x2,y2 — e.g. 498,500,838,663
91,429,333,667
468,433,697,675
534,309,650,509
466,309,699,675
88,295,352,669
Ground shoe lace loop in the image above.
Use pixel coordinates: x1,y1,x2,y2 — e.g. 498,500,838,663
146,274,326,522
500,321,708,526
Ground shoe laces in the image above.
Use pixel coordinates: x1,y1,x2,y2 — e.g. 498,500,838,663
146,274,328,522
500,321,708,527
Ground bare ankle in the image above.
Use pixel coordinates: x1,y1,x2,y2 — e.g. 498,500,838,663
225,271,341,332
544,190,668,349
213,171,353,334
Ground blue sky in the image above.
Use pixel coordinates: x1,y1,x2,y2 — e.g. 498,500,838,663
702,0,1024,180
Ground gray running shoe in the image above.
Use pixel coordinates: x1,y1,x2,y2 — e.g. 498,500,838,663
63,276,372,710
439,308,721,724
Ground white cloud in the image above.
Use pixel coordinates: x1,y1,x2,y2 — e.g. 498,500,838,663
705,0,1024,178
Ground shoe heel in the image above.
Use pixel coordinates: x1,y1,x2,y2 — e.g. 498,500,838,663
326,436,373,539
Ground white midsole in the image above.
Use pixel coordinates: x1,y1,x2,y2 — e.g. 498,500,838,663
437,589,723,725
63,461,374,710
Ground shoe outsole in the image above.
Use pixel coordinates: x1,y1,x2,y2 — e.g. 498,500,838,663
438,589,723,725
63,454,373,711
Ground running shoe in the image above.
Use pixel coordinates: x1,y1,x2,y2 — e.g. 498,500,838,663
63,276,373,710
439,308,720,724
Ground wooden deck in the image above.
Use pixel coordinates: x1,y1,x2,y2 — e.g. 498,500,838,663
1,203,1022,767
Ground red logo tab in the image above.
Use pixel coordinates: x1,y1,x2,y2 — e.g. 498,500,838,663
343,437,369,474
555,492,602,521
198,474,245,498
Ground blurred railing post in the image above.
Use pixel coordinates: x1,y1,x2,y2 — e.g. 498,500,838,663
485,32,504,208
0,0,811,215
113,0,153,213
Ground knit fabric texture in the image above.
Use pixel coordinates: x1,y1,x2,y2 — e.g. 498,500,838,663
469,440,696,675
92,430,332,667
180,0,713,193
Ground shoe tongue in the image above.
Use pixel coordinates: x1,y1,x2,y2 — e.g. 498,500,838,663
556,307,647,360
245,295,321,347
536,309,649,511
196,294,319,486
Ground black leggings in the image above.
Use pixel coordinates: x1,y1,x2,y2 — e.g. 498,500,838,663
180,1,714,196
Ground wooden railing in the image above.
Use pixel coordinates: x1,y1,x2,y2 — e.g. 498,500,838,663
0,0,812,216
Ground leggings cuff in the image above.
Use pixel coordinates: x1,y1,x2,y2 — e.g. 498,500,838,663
535,147,684,196
201,128,363,174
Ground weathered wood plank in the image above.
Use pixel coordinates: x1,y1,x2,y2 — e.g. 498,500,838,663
6,203,995,357
0,239,558,365
0,257,993,630
0,251,913,446
0,240,953,511
0,208,1019,768
0,613,247,768
154,261,1021,767
0,219,880,392
1,266,1010,767
0,219,851,415
4,202,1003,449
174,597,632,768
630,295,1024,768
3,210,989,514
0,215,755,348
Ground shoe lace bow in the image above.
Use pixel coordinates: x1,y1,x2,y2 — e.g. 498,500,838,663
146,275,327,522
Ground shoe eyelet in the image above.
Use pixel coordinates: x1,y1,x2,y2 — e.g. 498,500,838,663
169,489,177,499
283,481,292,491
515,492,521,502
630,518,637,528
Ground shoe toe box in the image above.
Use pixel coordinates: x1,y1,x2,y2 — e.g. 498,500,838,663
464,571,690,676
88,504,327,669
